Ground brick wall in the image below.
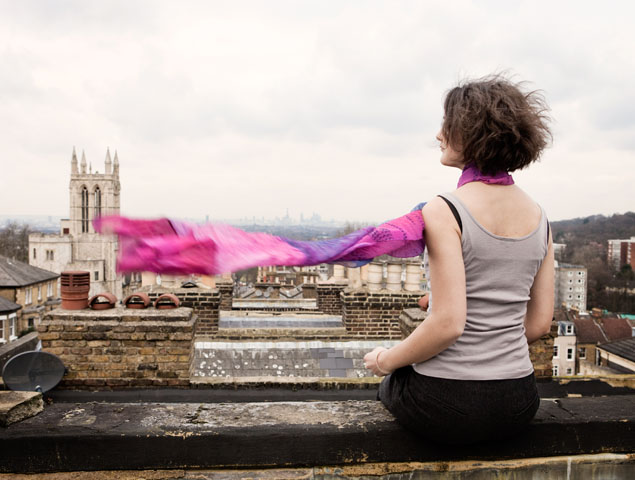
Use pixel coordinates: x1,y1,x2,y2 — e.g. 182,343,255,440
216,282,233,310
342,289,422,339
144,287,221,336
38,307,195,389
316,282,347,315
529,320,557,380
399,308,555,380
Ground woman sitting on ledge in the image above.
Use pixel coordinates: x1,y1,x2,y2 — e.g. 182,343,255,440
364,75,554,445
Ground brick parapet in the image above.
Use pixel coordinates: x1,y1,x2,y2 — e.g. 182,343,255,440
143,287,221,336
399,308,556,380
216,282,233,310
342,288,423,339
529,320,557,380
316,282,348,315
38,307,195,389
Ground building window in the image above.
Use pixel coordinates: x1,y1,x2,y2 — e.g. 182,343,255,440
579,347,586,359
553,345,559,358
37,286,42,301
47,282,53,298
567,347,574,360
566,324,574,335
33,248,36,260
9,315,16,340
596,349,601,365
63,227,70,234
94,271,99,281
568,279,573,284
553,365,559,376
567,294,573,300
0,316,5,343
25,287,32,305
28,317,35,329
46,250,54,261
81,186,89,233
568,271,573,276
577,279,583,284
94,186,102,218
566,367,573,375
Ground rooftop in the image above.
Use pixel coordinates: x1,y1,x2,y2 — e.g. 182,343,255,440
1,391,634,475
0,297,21,313
574,317,608,344
0,255,59,288
600,337,635,363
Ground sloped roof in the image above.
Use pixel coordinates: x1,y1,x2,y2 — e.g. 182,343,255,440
598,337,635,363
0,255,59,288
0,296,21,313
599,317,633,342
573,317,607,344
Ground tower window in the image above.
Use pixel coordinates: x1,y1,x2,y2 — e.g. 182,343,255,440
81,186,89,233
94,186,102,219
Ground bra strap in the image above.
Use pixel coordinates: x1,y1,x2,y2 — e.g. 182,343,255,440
438,195,462,233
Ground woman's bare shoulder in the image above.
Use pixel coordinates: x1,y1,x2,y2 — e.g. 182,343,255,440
422,196,461,233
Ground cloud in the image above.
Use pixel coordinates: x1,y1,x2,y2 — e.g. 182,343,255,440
0,1,633,221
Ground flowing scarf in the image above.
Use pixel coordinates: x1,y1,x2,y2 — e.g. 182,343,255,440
94,165,513,275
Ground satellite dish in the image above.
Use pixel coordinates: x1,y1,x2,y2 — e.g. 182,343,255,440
2,351,66,393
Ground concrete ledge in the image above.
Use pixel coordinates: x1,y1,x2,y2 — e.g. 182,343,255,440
0,391,43,427
1,396,634,473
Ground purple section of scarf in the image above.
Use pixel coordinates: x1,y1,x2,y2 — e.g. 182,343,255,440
93,167,513,276
457,164,514,188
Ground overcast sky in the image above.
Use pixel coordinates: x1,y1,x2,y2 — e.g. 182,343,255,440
1,0,634,224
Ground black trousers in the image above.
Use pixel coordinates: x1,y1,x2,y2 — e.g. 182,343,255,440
378,366,540,445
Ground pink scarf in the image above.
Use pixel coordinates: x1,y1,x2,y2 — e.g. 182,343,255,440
94,166,513,275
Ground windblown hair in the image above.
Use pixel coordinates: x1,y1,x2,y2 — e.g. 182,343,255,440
442,75,552,174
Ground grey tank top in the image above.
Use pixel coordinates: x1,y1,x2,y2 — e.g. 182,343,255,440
414,192,549,380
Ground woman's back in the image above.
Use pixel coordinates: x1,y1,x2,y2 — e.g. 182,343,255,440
414,185,549,380
453,183,542,239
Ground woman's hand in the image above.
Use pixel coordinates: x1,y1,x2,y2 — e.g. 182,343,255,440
363,347,392,376
418,294,429,311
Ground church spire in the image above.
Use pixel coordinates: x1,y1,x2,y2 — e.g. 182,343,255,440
71,146,78,174
80,150,87,174
113,150,119,176
105,147,112,174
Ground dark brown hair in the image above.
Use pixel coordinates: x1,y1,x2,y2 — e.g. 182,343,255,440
442,75,552,174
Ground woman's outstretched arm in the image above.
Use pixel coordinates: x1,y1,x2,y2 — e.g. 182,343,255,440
365,197,467,374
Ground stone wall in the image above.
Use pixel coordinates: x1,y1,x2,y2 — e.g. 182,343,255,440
399,308,555,380
316,282,347,315
342,289,423,339
38,307,195,389
144,287,220,336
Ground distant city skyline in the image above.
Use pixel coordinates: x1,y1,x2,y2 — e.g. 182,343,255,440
1,1,634,222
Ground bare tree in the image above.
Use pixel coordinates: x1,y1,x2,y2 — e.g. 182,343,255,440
0,222,32,262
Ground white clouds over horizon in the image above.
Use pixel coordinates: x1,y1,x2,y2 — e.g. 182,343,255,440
1,0,634,223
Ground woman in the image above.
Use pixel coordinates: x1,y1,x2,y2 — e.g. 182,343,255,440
364,76,554,445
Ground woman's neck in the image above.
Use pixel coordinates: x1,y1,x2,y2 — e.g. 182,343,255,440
457,163,514,188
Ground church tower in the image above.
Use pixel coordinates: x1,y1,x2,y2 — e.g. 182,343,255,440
69,148,121,235
30,147,126,299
